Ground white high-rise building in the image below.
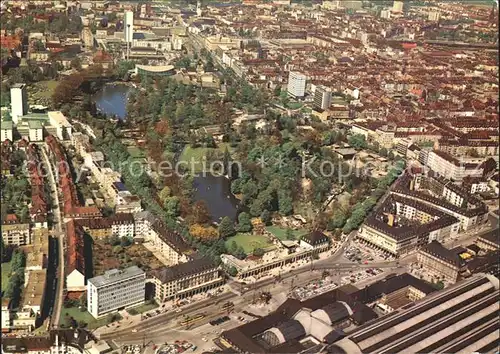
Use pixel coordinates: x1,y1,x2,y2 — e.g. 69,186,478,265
10,83,28,124
87,266,145,318
124,11,134,44
392,0,403,13
314,86,332,111
287,71,307,98
428,11,440,21
196,0,202,17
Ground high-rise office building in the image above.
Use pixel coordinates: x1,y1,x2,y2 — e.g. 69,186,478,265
10,83,28,124
392,0,403,13
124,11,134,44
314,86,332,111
287,71,307,98
87,266,145,318
428,10,440,21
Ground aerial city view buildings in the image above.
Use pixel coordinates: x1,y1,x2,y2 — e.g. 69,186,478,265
0,0,498,353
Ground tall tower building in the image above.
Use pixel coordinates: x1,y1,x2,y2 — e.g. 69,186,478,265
124,11,134,44
197,0,203,17
10,83,28,124
392,0,403,13
314,86,332,111
428,11,440,22
287,71,307,98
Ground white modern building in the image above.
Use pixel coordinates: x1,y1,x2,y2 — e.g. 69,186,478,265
314,86,332,111
392,0,403,13
287,71,307,98
87,266,145,318
426,150,484,182
124,11,134,44
10,83,28,124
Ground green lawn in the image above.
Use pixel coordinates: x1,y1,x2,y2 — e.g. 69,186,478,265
31,80,58,100
286,102,303,110
225,233,272,254
127,301,158,315
1,261,12,292
127,146,146,159
266,226,307,241
179,143,232,174
60,306,122,330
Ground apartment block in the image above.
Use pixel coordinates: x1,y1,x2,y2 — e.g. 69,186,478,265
2,215,31,246
149,257,223,302
287,71,306,98
417,241,467,284
87,266,145,318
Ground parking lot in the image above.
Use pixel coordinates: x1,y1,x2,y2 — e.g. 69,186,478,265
346,241,395,263
291,276,338,300
340,268,384,286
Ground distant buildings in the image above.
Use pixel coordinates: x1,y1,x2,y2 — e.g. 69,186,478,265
428,10,440,21
10,84,28,124
392,0,403,13
87,266,145,318
287,71,306,98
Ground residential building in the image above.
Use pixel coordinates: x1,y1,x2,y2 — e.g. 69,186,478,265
287,71,306,98
1,120,13,141
48,111,73,140
417,241,467,284
313,86,331,111
2,299,11,332
2,214,31,246
357,194,460,257
133,211,190,265
149,257,224,302
476,229,499,252
10,83,28,124
22,269,47,318
426,150,484,182
392,171,489,231
87,266,145,318
65,220,87,292
115,191,142,214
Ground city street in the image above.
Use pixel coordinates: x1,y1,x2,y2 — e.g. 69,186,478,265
96,217,496,347
41,146,65,328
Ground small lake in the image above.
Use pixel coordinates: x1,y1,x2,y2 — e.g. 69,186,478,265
193,175,239,222
92,83,133,120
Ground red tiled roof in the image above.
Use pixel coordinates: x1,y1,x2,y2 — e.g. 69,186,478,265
65,219,86,275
